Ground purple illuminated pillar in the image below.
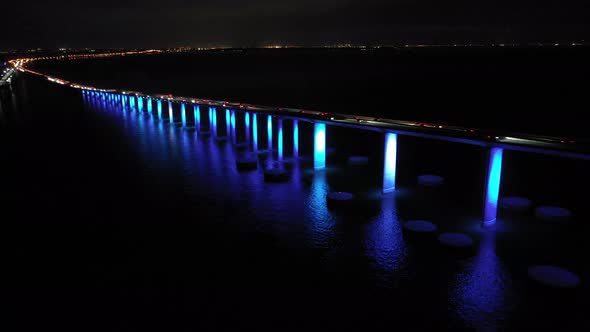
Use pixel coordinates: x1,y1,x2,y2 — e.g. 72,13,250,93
314,123,326,169
278,118,283,161
382,132,397,194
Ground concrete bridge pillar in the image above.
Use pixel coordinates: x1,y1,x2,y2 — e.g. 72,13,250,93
293,120,299,158
157,100,163,120
267,115,273,151
168,101,174,124
253,113,258,152
194,105,200,131
314,123,326,169
483,147,503,227
278,118,283,161
382,132,398,194
181,103,187,127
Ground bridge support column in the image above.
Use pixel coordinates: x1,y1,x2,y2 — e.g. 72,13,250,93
168,101,174,124
194,105,200,131
129,96,135,110
181,103,187,127
314,123,326,169
267,115,273,151
147,98,152,114
211,107,218,136
278,119,283,161
293,120,299,158
245,112,251,144
253,113,258,152
157,100,162,120
225,109,231,137
138,97,143,112
382,132,398,194
230,110,236,144
482,147,503,227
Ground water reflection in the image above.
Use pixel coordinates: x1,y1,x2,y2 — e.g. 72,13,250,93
451,230,512,331
305,170,336,248
363,193,407,286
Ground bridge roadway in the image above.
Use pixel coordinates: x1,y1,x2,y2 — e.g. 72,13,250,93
13,59,588,160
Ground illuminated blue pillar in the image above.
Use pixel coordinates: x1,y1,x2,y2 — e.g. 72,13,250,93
122,95,127,108
314,123,326,169
168,101,174,124
278,119,284,161
382,132,398,194
157,100,162,120
181,103,187,127
138,96,143,112
147,98,152,114
211,107,218,136
267,115,273,150
225,109,230,137
194,105,201,131
245,112,251,143
293,120,299,158
230,110,236,143
253,113,258,152
483,147,503,227
129,96,135,109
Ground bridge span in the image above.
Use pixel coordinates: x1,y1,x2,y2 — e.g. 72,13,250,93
11,59,590,227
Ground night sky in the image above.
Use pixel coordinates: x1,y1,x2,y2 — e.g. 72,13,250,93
6,0,590,48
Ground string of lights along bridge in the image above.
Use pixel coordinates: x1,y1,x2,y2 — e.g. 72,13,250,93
78,88,589,228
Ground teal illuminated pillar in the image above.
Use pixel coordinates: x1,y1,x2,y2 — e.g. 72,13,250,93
181,103,187,127
382,132,398,194
157,100,162,120
278,119,284,161
147,98,152,114
138,96,143,112
482,147,503,227
314,123,326,169
293,119,299,158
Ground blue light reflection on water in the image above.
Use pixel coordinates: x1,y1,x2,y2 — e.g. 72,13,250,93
450,230,512,332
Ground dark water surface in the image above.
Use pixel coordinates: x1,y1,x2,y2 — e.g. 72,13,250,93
1,57,590,331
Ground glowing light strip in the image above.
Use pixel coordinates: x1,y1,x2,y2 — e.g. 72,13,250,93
157,100,162,119
483,147,503,226
314,123,326,169
147,98,152,113
382,132,397,193
168,101,174,124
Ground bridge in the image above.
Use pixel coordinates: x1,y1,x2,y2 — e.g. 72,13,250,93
11,57,590,227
